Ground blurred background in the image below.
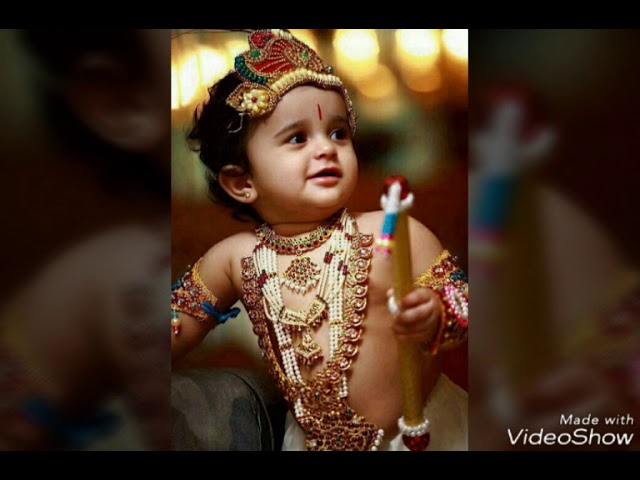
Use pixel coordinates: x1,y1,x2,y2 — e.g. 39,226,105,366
0,29,170,450
470,29,640,450
170,29,469,391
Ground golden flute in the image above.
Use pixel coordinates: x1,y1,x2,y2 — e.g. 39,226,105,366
376,175,431,451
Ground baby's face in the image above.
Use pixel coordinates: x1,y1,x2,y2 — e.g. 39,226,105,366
246,85,358,224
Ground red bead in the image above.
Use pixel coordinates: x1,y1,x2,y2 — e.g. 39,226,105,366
383,175,410,199
402,433,430,451
251,31,273,48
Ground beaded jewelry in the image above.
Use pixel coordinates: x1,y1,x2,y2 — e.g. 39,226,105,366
226,29,357,136
255,209,341,255
170,258,240,335
398,415,431,451
281,256,321,294
243,209,384,450
416,250,469,353
253,209,352,369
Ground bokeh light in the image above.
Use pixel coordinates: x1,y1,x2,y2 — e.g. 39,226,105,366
442,29,468,61
333,29,380,79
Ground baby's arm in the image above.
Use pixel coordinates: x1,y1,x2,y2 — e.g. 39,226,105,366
391,217,468,352
171,236,240,363
410,218,468,352
407,216,445,283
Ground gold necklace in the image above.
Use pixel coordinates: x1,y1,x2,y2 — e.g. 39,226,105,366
255,209,344,255
242,211,384,450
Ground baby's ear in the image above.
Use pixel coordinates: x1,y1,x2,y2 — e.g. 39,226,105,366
218,165,256,203
63,52,166,154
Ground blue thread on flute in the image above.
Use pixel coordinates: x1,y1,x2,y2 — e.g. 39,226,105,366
381,212,398,236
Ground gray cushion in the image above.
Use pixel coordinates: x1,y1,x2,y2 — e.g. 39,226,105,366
171,369,275,451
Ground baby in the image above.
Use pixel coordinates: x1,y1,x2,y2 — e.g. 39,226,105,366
171,29,468,451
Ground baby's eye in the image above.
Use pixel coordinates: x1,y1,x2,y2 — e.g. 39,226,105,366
287,133,307,144
330,128,349,141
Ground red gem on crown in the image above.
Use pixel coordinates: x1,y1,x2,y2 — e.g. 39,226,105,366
251,31,274,48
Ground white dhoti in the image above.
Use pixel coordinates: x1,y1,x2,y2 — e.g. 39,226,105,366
282,374,468,451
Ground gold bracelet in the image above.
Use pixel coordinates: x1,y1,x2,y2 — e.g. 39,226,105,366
431,285,468,353
416,250,468,353
170,258,218,335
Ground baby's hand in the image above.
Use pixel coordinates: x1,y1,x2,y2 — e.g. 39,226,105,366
388,287,442,345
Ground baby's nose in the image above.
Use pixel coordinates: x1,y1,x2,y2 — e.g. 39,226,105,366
314,136,337,159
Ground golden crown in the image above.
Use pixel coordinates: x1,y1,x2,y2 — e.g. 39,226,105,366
226,29,356,135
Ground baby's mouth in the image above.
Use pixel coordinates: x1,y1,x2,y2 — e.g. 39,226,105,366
308,168,342,180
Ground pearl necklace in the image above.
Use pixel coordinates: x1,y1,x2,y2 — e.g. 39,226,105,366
245,211,385,450
252,209,353,384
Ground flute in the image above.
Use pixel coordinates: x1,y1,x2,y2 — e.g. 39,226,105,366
376,175,431,451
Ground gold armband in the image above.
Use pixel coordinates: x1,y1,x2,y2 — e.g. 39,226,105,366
170,258,218,335
416,250,468,353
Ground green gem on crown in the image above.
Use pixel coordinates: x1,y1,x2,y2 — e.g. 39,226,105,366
235,56,269,85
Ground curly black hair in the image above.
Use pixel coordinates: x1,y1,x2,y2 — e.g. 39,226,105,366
186,72,263,224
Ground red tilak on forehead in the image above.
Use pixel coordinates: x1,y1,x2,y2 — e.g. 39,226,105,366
317,104,322,121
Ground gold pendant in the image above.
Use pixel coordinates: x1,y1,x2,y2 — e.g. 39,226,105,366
279,307,308,330
278,296,327,331
306,296,328,329
295,331,323,367
281,256,321,294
